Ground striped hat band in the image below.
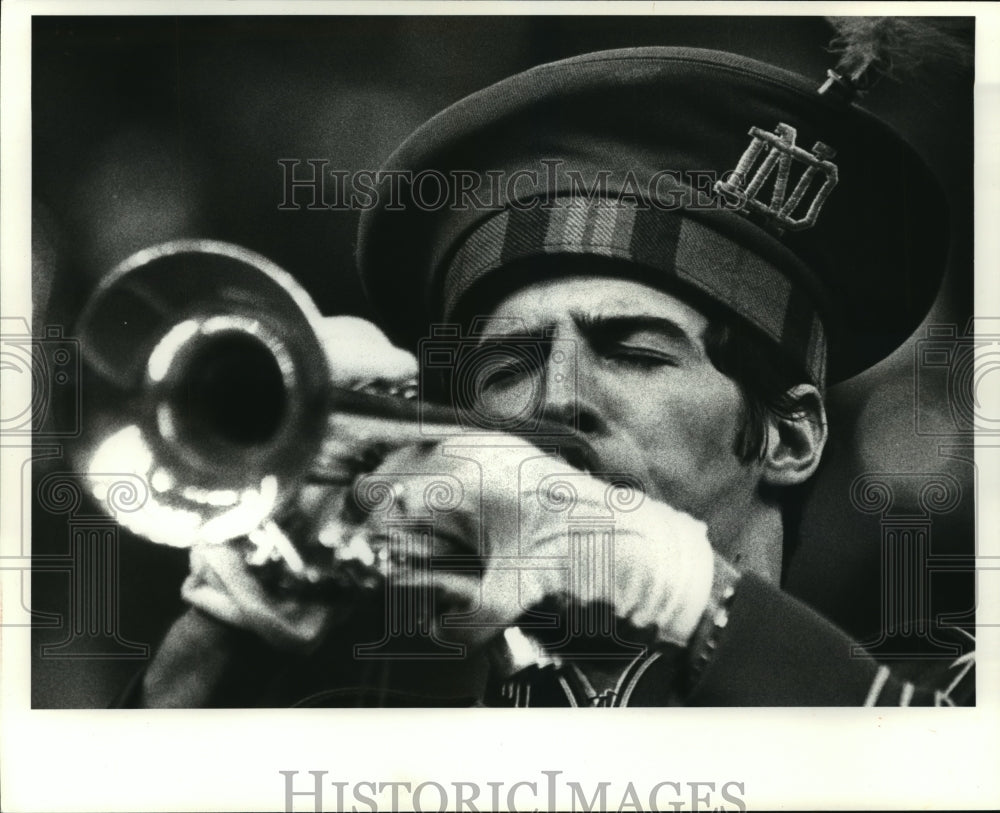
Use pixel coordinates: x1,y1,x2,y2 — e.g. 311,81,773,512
441,197,827,388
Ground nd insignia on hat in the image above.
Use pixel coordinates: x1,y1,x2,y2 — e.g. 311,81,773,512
356,47,950,386
717,122,839,234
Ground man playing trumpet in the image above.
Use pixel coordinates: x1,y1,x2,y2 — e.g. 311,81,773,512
130,45,973,708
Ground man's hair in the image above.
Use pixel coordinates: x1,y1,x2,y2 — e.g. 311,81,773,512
702,313,825,573
702,318,819,464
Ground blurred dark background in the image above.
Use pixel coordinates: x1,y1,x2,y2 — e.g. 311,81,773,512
30,15,975,707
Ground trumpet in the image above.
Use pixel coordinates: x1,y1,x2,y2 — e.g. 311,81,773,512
73,239,594,589
74,240,432,587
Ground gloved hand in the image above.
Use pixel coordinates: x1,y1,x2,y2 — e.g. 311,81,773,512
180,315,419,652
349,435,717,651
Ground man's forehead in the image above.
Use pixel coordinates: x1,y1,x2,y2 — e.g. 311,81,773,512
482,274,708,334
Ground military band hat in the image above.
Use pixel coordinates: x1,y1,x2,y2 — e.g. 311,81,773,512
356,47,950,386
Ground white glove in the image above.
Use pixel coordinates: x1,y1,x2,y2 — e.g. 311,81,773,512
354,435,716,650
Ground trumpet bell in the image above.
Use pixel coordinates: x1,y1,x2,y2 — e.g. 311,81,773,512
74,239,332,548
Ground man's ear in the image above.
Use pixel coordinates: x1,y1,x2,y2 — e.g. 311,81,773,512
761,384,828,488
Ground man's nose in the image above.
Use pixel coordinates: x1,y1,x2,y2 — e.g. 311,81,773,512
539,343,603,434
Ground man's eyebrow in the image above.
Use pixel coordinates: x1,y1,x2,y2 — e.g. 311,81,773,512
471,312,703,355
474,323,556,342
571,311,701,351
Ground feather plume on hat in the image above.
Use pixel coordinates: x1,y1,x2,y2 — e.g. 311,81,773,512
820,17,972,100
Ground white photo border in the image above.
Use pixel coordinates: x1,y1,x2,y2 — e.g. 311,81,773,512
2,2,998,811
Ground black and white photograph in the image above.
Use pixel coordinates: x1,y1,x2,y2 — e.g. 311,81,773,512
2,3,998,811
